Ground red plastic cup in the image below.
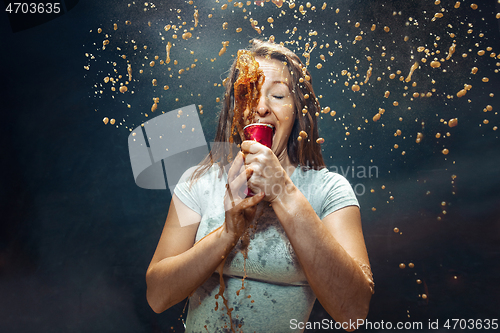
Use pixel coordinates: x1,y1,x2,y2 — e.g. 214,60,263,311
243,123,274,148
243,123,274,197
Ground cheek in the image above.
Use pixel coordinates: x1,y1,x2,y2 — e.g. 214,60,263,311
282,103,295,121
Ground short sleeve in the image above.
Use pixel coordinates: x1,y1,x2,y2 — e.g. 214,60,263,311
320,172,359,220
173,166,202,215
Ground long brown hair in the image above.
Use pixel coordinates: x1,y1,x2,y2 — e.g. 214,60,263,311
191,39,325,182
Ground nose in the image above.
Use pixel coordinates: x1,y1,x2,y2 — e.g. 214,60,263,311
255,95,270,118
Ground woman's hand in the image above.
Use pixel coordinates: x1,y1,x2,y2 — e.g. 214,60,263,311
240,140,288,202
223,151,265,241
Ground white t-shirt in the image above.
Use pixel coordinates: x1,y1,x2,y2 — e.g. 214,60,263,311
174,164,359,332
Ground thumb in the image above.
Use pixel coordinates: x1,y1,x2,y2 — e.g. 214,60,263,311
239,191,265,210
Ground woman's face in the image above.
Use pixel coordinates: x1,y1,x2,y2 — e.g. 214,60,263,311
244,56,296,156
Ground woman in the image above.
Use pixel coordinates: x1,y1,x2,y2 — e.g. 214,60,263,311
146,39,373,332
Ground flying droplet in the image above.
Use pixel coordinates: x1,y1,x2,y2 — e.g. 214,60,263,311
430,60,441,68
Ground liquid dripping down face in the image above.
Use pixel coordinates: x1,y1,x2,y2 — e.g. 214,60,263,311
244,57,295,156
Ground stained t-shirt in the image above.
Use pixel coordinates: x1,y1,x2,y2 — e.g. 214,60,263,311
174,164,359,333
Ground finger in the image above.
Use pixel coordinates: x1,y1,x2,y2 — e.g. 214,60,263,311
225,183,236,209
238,191,265,210
227,151,245,183
228,167,253,196
241,140,264,155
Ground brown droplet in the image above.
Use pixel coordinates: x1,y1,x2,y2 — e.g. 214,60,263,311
316,138,325,144
351,84,360,92
457,89,467,98
399,263,406,269
119,86,128,93
448,118,458,127
219,41,229,56
103,117,109,124
430,60,441,68
442,148,449,155
393,227,399,233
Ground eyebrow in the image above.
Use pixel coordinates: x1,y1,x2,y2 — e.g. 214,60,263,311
270,80,291,90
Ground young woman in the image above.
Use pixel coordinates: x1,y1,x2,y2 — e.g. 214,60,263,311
146,39,373,332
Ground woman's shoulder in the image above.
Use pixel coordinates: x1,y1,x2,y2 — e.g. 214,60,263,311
292,166,359,218
178,163,225,183
293,166,349,186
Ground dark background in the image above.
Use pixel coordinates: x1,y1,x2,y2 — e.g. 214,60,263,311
1,0,499,332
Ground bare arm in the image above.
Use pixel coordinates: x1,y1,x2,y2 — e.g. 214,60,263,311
271,180,372,330
146,195,226,313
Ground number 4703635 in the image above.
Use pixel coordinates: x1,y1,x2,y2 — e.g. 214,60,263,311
5,3,61,14
444,319,498,330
